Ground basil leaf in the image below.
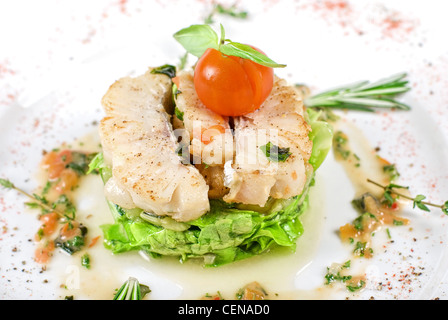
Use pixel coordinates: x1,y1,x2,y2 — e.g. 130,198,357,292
173,24,219,57
220,42,286,68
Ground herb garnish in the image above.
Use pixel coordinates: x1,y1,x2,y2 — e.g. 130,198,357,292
0,178,64,217
55,224,88,255
81,253,91,269
1,174,89,258
324,260,365,292
304,73,411,112
333,131,351,160
260,142,292,162
66,152,97,176
174,107,184,121
173,24,286,68
324,260,352,285
353,241,373,257
367,179,448,215
205,3,248,24
346,280,366,292
150,64,176,78
383,163,400,181
352,212,377,231
113,277,151,300
332,131,361,167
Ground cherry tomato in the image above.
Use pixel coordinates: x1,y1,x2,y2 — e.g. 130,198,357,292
194,47,274,116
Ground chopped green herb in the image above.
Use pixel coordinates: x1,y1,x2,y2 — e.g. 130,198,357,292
81,253,91,269
55,224,88,255
172,83,182,100
346,280,366,292
36,228,44,241
353,153,361,167
334,131,348,145
41,181,52,196
174,107,184,121
324,261,353,285
150,64,176,78
24,202,42,210
176,144,190,164
333,131,351,160
53,194,76,220
66,152,97,176
353,212,377,231
353,241,372,257
383,164,400,181
386,228,392,239
260,142,292,162
325,272,352,285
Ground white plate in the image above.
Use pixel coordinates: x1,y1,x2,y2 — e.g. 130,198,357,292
1,0,447,300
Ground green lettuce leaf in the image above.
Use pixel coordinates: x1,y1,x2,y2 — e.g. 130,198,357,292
101,195,308,267
306,108,334,170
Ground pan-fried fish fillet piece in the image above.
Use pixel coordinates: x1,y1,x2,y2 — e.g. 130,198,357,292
173,70,234,166
223,76,313,206
99,68,210,222
196,164,229,199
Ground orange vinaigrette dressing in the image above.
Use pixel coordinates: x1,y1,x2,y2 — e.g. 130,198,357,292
30,132,101,266
325,120,411,293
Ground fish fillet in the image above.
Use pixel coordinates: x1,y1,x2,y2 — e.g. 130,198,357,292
223,76,313,206
99,68,210,222
173,70,234,166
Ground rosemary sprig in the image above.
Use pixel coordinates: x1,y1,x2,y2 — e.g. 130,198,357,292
367,179,448,215
304,73,411,112
113,277,151,300
0,178,65,217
